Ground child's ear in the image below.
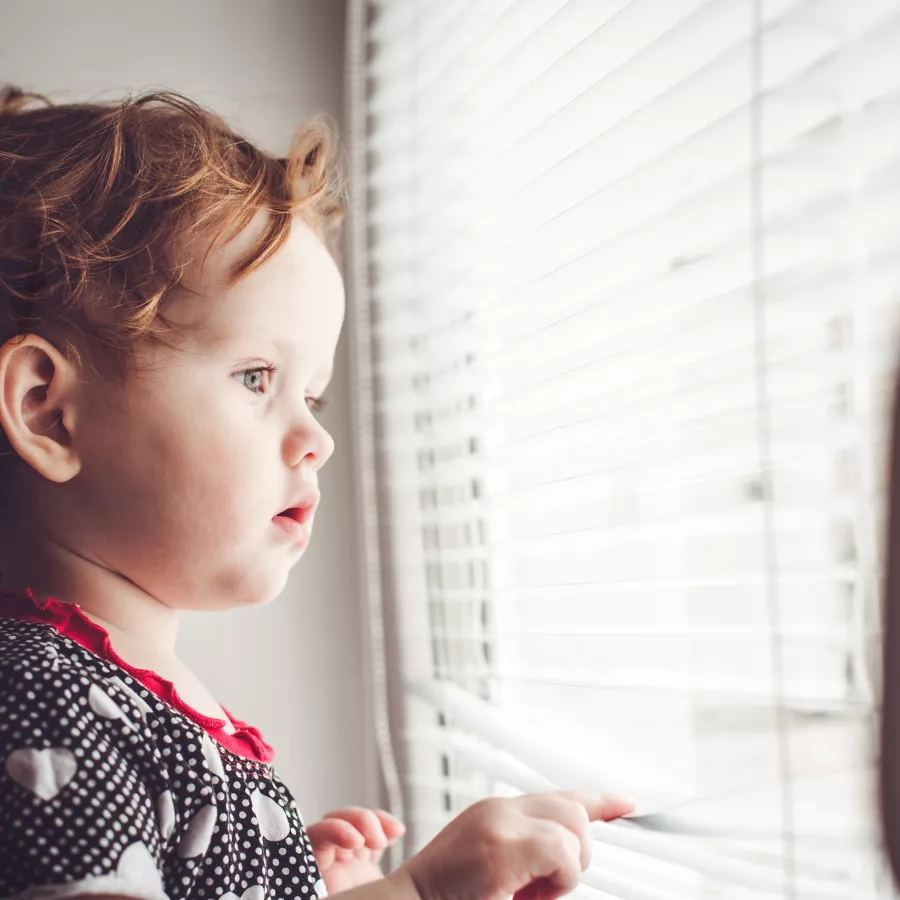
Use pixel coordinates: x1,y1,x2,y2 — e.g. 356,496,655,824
0,334,82,484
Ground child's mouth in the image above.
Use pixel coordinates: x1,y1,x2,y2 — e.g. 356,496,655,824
276,505,315,525
271,496,319,545
272,510,312,544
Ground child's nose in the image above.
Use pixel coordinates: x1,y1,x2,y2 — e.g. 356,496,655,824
283,418,334,471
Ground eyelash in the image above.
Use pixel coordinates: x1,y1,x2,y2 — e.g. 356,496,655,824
234,364,328,413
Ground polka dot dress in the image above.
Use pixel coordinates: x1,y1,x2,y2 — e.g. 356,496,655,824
0,591,327,900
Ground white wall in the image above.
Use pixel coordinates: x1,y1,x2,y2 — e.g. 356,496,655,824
1,0,376,821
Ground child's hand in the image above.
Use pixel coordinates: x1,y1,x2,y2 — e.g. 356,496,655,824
308,807,406,893
388,791,633,900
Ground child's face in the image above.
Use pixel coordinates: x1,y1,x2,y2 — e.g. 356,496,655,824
70,212,345,611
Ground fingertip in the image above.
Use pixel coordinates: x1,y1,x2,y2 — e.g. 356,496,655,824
603,797,637,820
376,808,405,824
375,808,407,837
571,791,635,822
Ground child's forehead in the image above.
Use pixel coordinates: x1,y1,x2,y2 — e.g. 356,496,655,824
167,294,317,359
171,213,344,342
185,209,338,293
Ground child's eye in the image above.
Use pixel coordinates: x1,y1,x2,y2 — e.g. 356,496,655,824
234,364,277,395
234,366,327,412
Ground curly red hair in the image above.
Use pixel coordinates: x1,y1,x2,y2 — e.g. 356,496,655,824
0,85,344,382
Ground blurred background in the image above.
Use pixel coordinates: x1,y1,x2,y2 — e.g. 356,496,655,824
5,1,900,897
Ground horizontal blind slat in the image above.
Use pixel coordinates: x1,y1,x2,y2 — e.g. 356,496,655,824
408,681,863,896
365,1,893,894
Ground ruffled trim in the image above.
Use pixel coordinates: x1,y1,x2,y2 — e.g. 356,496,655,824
0,588,274,763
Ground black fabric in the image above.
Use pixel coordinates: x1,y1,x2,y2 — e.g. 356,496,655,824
0,617,326,900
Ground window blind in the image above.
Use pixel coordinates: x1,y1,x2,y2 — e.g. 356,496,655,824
349,0,900,896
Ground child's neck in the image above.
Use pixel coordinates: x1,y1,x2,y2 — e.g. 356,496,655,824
0,516,181,668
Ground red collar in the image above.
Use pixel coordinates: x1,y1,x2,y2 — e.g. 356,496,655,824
0,588,274,763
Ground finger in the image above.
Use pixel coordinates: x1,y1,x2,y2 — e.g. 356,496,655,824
313,843,336,871
335,845,375,863
372,809,407,841
558,791,635,823
517,794,591,869
321,807,388,849
307,818,366,850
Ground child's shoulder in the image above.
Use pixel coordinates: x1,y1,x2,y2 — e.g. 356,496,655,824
0,613,142,708
0,613,278,780
0,611,86,672
0,614,160,754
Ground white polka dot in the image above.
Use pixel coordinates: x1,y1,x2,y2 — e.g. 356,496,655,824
106,675,153,716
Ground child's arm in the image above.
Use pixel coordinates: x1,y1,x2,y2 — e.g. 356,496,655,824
61,878,414,900
328,792,632,900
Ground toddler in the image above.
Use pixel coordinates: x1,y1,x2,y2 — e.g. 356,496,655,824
0,86,631,900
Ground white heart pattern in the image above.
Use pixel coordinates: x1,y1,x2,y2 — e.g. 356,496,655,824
201,733,226,781
117,841,165,894
177,803,217,858
221,887,265,900
251,788,290,842
157,789,175,841
88,684,136,730
5,747,77,800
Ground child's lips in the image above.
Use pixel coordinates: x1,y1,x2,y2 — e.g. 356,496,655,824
272,510,313,544
277,504,316,525
272,491,319,544
278,489,320,522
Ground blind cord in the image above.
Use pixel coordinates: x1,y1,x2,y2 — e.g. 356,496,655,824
346,0,406,873
750,0,797,895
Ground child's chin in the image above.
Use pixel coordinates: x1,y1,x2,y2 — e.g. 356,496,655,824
241,578,289,610
201,567,293,612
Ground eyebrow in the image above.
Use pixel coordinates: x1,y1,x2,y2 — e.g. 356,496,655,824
210,334,293,358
